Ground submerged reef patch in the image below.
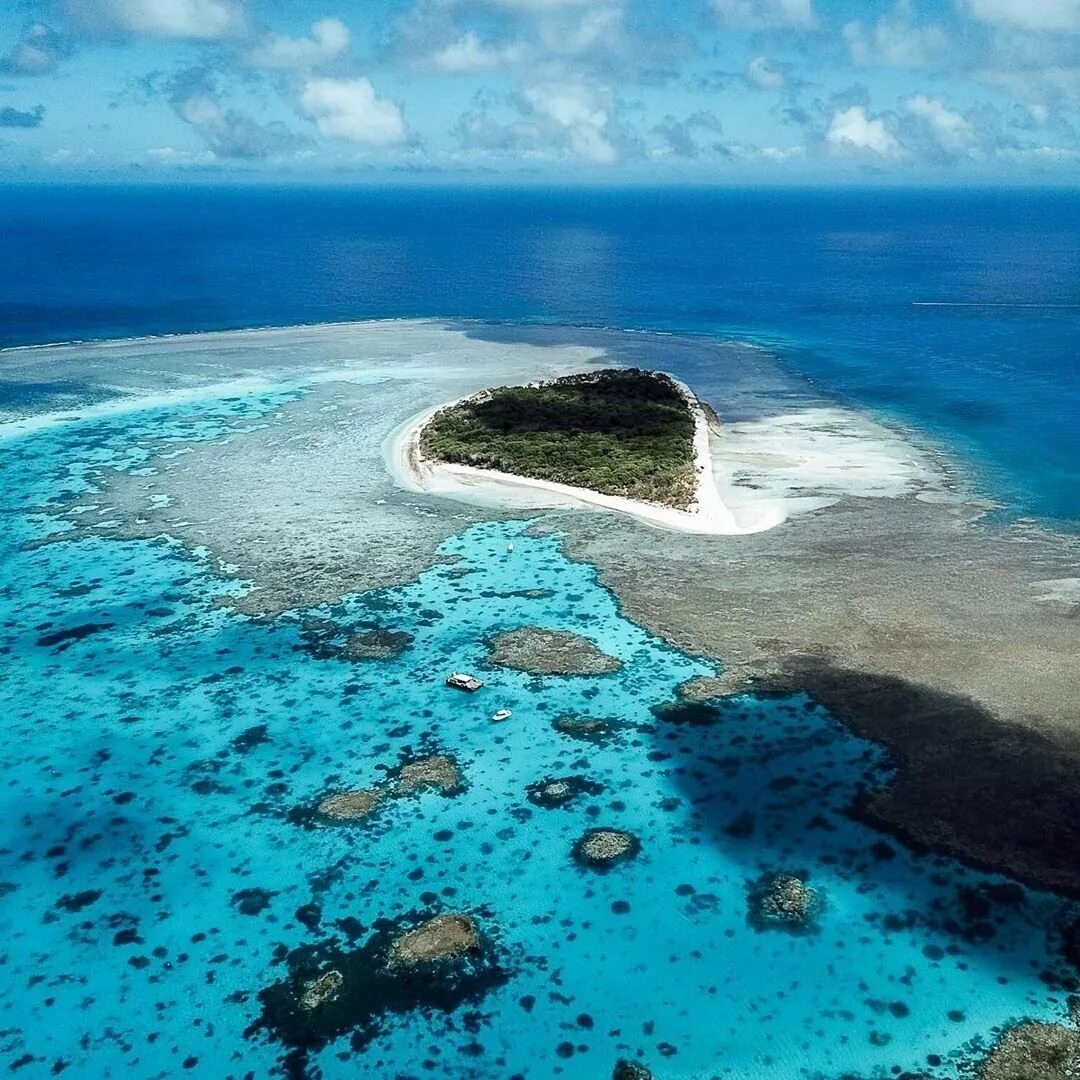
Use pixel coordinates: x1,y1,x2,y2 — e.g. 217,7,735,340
488,626,622,676
388,913,480,967
295,752,466,828
552,713,629,744
980,1019,1080,1079
343,628,415,661
246,910,508,1077
651,697,736,726
393,754,464,795
316,789,383,822
612,1061,655,1080
573,828,641,870
296,618,414,662
526,775,604,809
747,872,822,934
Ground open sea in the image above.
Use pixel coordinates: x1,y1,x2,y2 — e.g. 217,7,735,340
0,186,1078,1078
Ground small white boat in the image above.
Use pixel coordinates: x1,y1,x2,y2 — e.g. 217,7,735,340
446,672,484,692
491,708,513,723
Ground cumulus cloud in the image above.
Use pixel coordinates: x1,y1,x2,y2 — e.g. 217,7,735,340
536,4,625,56
0,105,46,128
652,111,724,158
299,77,407,145
426,31,527,73
825,105,903,158
405,0,629,76
0,24,70,76
843,2,947,68
165,69,308,159
980,66,1080,114
965,0,1080,32
519,76,620,162
712,0,813,29
746,56,785,90
454,73,629,163
65,0,245,40
246,18,350,71
904,94,978,154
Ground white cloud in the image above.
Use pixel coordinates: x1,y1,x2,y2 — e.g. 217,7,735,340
0,24,67,76
299,77,407,145
905,94,977,153
746,56,785,89
146,145,217,166
166,70,310,159
980,66,1080,111
825,105,903,158
65,0,244,39
712,0,813,28
843,2,947,68
537,4,624,54
966,0,1080,32
247,18,350,71
520,77,619,162
427,31,527,72
457,74,624,164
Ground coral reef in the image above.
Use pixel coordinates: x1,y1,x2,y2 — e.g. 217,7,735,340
489,627,621,676
573,829,641,870
388,914,480,968
748,872,821,933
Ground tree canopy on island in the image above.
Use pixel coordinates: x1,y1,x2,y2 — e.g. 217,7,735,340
420,368,698,509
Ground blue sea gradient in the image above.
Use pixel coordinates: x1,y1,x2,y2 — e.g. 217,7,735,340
0,184,1078,524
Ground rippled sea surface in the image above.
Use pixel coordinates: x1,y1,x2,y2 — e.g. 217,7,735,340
1,379,1077,1078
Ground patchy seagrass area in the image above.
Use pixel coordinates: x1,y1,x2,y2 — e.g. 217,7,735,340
1,319,1079,1079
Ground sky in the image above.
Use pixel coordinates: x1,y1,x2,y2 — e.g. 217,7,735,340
1,0,1080,182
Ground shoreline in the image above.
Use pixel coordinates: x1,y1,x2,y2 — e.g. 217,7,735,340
386,379,787,537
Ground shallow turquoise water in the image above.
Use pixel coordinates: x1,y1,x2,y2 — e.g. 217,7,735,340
0,389,1077,1078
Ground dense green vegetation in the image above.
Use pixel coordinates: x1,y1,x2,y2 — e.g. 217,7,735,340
420,369,698,509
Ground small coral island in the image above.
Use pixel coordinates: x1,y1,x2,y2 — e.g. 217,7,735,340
420,368,698,509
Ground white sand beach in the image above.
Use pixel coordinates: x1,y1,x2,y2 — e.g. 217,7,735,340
387,380,787,537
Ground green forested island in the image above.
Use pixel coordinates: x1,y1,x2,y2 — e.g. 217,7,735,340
420,369,698,509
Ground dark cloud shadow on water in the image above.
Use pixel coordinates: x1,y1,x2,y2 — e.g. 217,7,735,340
647,667,1080,994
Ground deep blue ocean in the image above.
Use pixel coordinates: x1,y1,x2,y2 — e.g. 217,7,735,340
0,183,1077,524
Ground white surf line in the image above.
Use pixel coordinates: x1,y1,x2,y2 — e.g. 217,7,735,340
387,382,785,537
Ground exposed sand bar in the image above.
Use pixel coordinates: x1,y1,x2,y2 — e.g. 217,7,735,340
386,380,786,536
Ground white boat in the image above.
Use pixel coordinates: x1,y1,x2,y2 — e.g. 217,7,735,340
446,672,484,692
491,708,513,722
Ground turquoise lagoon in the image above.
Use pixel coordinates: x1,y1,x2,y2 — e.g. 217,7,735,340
0,385,1076,1079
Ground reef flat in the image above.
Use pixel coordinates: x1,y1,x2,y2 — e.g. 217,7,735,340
11,321,607,616
554,489,1080,894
